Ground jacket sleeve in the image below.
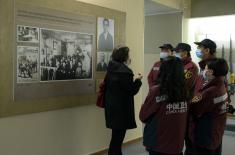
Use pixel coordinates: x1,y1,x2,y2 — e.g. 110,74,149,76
119,74,142,96
139,87,159,123
190,87,215,117
224,80,231,103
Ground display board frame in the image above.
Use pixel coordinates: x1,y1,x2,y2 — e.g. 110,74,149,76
0,0,126,117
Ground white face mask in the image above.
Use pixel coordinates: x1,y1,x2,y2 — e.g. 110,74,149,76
174,53,182,59
202,69,214,81
160,52,169,59
202,70,208,81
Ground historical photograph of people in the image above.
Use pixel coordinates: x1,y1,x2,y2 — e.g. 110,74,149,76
97,17,114,51
17,46,39,83
40,28,93,81
96,52,109,71
17,25,39,43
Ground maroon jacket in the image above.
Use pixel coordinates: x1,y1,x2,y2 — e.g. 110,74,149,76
198,55,216,71
189,77,228,150
183,57,199,98
194,56,216,92
147,61,161,88
195,55,231,102
140,85,188,154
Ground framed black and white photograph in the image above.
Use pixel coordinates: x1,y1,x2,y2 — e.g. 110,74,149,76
40,28,93,81
17,46,39,83
17,25,39,43
107,52,113,63
96,52,109,71
97,17,114,51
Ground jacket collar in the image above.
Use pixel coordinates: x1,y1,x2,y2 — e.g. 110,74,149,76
182,57,192,66
199,55,216,70
107,61,133,75
202,76,225,90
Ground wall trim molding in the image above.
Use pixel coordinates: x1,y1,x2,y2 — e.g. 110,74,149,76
89,137,143,155
145,10,182,16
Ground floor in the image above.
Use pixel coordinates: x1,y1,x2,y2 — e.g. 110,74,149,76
102,131,235,155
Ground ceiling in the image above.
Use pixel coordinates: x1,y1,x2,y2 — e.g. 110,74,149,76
144,0,181,16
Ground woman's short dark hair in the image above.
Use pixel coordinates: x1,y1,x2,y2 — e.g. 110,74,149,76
207,58,229,77
158,57,187,103
112,46,129,63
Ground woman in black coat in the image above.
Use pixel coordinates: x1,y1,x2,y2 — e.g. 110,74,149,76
104,45,142,155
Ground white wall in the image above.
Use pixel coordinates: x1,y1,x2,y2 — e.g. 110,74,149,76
152,0,183,10
144,13,182,99
144,13,183,54
0,0,145,155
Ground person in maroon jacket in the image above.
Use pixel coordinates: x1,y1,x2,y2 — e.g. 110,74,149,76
147,44,173,88
194,39,217,92
194,39,234,112
189,58,229,155
174,43,199,98
191,39,234,155
173,43,199,155
140,57,188,155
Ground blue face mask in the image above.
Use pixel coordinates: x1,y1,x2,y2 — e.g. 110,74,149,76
160,52,169,59
196,49,203,59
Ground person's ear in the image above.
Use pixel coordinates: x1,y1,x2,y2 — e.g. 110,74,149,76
205,48,210,55
181,51,187,58
208,69,214,76
169,50,173,55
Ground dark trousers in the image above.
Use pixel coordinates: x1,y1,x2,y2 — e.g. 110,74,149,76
108,129,126,155
195,144,222,155
149,150,183,155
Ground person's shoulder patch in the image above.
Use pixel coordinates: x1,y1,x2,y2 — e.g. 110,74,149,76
192,94,202,103
185,70,193,79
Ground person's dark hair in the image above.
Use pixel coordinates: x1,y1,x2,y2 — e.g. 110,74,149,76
103,18,109,25
158,57,187,103
112,46,129,63
207,58,229,77
201,45,216,55
209,49,216,55
187,51,191,57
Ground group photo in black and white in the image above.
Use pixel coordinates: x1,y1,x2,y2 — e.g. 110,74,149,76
40,29,93,81
97,17,114,51
17,46,39,83
17,25,39,43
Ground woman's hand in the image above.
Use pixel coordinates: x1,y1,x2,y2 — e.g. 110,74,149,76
136,73,143,80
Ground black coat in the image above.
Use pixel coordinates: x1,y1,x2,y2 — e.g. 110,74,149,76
104,61,142,129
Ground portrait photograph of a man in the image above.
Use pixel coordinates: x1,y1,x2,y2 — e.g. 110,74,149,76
96,52,108,71
97,17,114,51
